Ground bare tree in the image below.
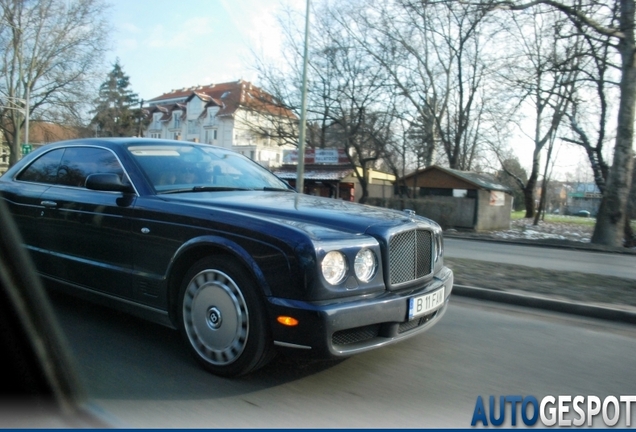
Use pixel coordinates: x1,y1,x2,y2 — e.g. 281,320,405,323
497,7,578,219
337,0,501,171
485,0,636,248
558,4,619,196
0,0,110,166
255,3,398,203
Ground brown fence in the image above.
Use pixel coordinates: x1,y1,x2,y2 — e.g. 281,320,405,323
366,196,476,229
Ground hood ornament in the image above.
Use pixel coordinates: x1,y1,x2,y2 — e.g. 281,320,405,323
403,209,416,217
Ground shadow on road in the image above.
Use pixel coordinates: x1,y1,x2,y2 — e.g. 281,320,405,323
48,290,348,401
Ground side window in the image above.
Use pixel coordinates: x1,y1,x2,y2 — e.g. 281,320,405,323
56,147,124,188
16,149,65,184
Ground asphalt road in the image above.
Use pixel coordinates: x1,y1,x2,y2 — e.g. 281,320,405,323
445,238,636,280
51,293,636,428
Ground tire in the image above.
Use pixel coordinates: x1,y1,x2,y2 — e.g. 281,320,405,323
178,256,273,377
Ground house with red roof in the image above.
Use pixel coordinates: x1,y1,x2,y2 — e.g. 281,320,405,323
143,79,297,168
1,122,88,173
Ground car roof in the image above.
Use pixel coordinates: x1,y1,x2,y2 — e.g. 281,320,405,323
44,138,228,152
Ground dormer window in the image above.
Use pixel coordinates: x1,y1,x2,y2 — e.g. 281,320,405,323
188,99,202,118
150,113,162,130
207,107,218,125
173,113,181,129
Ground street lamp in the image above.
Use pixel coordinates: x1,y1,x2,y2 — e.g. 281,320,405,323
1,18,31,153
0,92,30,149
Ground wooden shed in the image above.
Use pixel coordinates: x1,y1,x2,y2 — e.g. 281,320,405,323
398,165,513,231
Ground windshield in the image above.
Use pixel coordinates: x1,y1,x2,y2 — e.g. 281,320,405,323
126,143,292,193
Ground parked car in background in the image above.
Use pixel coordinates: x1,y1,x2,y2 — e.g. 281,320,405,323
0,138,453,377
574,210,592,217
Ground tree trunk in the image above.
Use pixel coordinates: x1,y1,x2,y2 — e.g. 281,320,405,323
9,123,21,168
523,148,541,218
358,170,369,204
624,160,636,247
592,0,636,246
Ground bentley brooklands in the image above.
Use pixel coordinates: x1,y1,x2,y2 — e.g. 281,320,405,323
0,138,453,376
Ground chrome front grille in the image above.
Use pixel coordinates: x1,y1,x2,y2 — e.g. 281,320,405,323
388,229,433,286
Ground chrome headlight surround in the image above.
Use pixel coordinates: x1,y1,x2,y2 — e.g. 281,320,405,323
321,250,348,285
354,248,377,282
313,236,384,297
433,227,444,271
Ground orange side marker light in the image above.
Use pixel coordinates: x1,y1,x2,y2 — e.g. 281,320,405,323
277,316,299,326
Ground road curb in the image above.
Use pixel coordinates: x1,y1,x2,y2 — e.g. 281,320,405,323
452,284,636,325
444,233,636,255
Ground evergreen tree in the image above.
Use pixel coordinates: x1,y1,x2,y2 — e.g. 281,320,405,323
496,157,529,212
90,60,140,137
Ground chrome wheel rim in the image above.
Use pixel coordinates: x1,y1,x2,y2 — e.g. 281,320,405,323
182,269,249,366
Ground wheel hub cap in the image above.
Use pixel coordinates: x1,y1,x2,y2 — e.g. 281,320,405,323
182,269,249,366
207,306,222,329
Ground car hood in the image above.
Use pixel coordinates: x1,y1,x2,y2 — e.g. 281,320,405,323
157,191,434,237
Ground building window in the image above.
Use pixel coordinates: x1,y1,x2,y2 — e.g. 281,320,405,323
150,132,161,139
207,109,217,126
204,129,218,144
188,100,201,118
173,114,181,129
150,113,162,130
187,120,198,134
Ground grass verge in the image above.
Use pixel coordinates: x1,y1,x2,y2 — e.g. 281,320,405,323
511,211,636,230
446,257,636,308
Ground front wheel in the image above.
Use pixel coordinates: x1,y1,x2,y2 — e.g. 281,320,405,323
178,256,273,376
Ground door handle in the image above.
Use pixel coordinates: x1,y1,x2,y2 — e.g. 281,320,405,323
40,200,58,208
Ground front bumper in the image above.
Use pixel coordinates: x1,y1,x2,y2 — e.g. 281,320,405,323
267,266,453,359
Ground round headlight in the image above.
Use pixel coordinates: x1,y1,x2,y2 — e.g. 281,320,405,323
321,251,348,285
354,248,377,282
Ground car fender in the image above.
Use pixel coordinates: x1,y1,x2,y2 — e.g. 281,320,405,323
165,235,283,318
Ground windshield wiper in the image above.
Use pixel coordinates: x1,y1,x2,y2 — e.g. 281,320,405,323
159,186,250,194
192,186,251,192
262,187,295,192
160,186,294,194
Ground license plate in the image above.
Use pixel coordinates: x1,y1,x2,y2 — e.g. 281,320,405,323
408,288,445,320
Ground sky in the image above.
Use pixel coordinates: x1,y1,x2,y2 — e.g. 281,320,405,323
104,0,593,181
106,0,297,102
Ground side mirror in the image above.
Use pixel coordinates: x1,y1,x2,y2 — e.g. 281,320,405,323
85,173,134,193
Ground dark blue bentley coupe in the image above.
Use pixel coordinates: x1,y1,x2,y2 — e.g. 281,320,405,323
0,138,453,377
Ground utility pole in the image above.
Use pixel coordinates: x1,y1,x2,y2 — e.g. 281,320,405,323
1,96,29,156
137,99,144,137
295,0,310,194
25,87,30,147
